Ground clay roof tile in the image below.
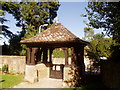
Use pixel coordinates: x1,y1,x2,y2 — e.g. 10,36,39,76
20,23,89,45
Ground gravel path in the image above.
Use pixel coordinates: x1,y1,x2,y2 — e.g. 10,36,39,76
13,78,63,88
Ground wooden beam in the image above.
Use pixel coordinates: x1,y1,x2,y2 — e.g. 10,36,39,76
71,47,75,65
49,48,54,63
25,41,87,48
31,48,37,65
64,48,68,66
35,48,40,63
26,47,31,65
39,48,43,62
43,48,48,63
73,46,85,85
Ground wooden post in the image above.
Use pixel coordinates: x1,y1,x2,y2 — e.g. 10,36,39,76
31,48,36,65
71,47,75,65
79,46,85,81
65,48,68,66
49,48,53,63
39,48,43,62
26,47,31,65
74,46,85,85
43,48,48,63
35,47,40,63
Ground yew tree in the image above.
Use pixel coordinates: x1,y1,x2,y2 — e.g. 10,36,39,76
1,2,60,55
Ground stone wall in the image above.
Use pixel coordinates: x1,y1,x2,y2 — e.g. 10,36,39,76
0,55,26,74
52,58,71,64
24,64,49,83
0,56,91,86
36,64,49,80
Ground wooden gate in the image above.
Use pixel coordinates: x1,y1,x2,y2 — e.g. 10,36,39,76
50,64,64,79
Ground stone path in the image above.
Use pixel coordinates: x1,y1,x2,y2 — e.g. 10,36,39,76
13,78,64,88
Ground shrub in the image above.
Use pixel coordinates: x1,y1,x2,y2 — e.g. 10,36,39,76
2,64,8,73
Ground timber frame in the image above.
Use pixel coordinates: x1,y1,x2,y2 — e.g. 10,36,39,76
20,23,89,83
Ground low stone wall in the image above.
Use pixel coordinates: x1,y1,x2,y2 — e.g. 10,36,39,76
52,58,71,64
24,64,49,83
101,61,120,88
0,55,26,74
36,64,49,80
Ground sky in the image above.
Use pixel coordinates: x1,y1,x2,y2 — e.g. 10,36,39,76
58,2,88,38
1,2,102,45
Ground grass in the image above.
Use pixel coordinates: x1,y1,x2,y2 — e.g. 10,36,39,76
0,74,24,88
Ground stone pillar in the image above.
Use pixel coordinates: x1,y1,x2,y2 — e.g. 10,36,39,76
24,65,38,83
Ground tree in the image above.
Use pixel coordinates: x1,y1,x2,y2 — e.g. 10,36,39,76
0,9,15,40
84,27,112,62
0,8,16,55
85,2,120,61
2,2,60,39
87,36,112,61
83,27,94,41
1,2,60,55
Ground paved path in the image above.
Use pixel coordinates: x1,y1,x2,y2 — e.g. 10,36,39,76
13,78,64,88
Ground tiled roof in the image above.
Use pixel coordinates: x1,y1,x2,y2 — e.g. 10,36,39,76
20,23,88,44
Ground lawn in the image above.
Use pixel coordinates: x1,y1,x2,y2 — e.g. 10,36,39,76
0,74,23,88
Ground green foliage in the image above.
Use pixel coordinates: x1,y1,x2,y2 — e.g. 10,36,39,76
1,2,60,55
0,74,23,88
85,2,120,41
0,4,19,55
85,2,120,61
9,32,24,55
53,49,65,58
2,64,8,73
0,9,15,41
2,2,60,39
2,43,10,55
0,9,6,16
83,27,112,62
86,37,112,61
83,27,94,41
52,48,71,58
